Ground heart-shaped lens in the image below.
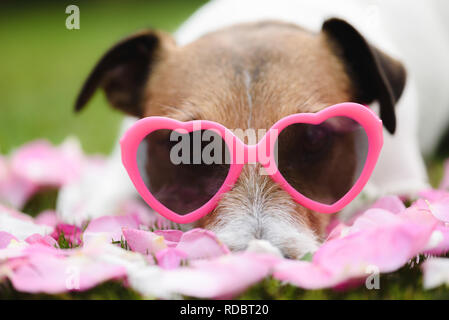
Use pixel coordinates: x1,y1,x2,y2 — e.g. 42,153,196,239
137,129,231,215
275,116,369,205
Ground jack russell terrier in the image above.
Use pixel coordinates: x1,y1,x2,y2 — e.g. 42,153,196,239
58,0,449,259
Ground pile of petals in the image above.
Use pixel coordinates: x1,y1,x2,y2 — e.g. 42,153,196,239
2,139,449,298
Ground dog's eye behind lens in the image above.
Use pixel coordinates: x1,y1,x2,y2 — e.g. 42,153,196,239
302,124,332,155
276,117,368,205
136,129,230,215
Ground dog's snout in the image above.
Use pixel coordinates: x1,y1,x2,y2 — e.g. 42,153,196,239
196,165,322,259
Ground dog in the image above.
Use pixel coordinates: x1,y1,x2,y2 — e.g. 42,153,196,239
58,0,449,259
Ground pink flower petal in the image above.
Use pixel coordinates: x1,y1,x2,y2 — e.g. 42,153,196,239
154,229,183,248
399,205,439,228
0,231,18,249
9,245,126,294
325,222,348,241
0,205,53,240
370,196,406,214
274,206,438,290
349,208,403,234
122,228,167,255
25,234,59,248
426,196,449,223
10,139,83,187
273,260,339,289
162,253,279,298
176,228,230,259
315,226,418,276
424,225,449,255
411,198,430,210
120,200,172,229
156,248,188,269
419,189,449,202
50,224,83,247
83,215,139,244
315,207,437,276
275,212,436,290
0,157,37,209
35,210,59,228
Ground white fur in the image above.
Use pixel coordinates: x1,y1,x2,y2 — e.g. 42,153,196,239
209,166,319,257
245,239,284,258
58,0,449,256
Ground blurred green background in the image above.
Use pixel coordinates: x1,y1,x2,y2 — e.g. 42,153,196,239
0,0,207,155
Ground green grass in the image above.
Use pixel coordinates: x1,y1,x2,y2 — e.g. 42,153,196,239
0,0,207,155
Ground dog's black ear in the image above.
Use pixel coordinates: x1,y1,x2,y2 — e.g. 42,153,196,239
322,18,406,134
75,30,174,117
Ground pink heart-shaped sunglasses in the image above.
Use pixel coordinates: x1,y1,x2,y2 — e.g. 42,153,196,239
120,102,383,224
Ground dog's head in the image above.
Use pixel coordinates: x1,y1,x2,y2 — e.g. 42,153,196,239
76,19,406,258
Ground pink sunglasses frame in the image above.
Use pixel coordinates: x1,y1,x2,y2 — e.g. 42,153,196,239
120,102,383,224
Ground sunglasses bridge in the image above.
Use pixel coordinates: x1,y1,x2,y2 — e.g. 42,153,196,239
231,138,273,167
